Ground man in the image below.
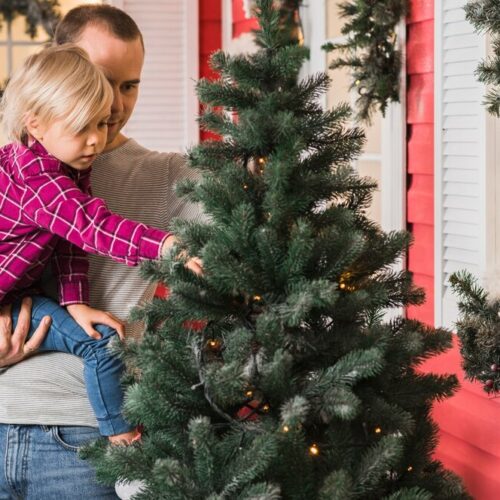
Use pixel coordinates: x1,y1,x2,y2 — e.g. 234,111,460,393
0,5,200,499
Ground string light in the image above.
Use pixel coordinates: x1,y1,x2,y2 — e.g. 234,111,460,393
374,426,382,434
339,272,355,292
243,184,249,190
257,157,267,175
253,295,262,302
245,390,254,398
261,403,270,412
282,425,290,433
309,444,320,456
407,466,413,472
207,339,221,350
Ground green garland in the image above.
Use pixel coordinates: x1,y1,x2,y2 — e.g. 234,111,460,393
323,0,408,123
0,0,60,38
465,0,500,116
450,271,500,394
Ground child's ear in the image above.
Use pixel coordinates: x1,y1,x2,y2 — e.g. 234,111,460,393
24,113,43,141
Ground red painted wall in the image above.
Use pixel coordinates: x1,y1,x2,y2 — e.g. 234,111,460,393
422,336,500,499
232,0,258,38
407,2,500,498
199,0,222,143
406,0,434,326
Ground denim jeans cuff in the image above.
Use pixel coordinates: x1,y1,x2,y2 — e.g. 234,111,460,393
97,415,134,437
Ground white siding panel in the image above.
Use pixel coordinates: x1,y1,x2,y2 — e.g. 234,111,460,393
443,128,479,142
436,2,486,327
120,0,199,153
444,234,478,250
443,143,479,157
443,102,477,116
444,195,479,210
444,34,479,50
443,114,479,129
443,60,478,77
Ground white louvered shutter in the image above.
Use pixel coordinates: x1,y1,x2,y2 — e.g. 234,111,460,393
110,0,199,153
435,0,486,327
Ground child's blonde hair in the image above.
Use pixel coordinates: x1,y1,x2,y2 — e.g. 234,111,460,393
0,44,113,143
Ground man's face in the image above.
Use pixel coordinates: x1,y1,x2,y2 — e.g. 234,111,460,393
76,25,144,151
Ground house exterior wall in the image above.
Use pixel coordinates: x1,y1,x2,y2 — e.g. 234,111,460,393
423,337,500,500
409,2,500,499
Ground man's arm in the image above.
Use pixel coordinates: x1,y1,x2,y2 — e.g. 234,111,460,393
0,297,51,369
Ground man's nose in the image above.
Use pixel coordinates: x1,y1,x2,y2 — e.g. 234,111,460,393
111,88,124,114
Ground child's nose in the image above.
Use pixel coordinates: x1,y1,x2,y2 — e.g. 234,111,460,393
87,132,98,146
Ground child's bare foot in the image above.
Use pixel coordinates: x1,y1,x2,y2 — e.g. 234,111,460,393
108,429,141,446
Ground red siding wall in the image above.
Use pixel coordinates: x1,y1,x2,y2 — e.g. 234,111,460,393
406,0,434,326
232,0,258,38
422,337,500,500
407,2,500,498
199,0,222,142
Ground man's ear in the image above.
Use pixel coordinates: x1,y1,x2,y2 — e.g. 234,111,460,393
24,113,44,141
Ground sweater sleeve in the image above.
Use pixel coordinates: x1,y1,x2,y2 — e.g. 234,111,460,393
20,161,171,266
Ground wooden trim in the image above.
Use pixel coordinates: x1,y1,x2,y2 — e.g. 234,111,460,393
434,0,444,327
307,0,326,109
186,0,199,146
222,0,233,49
381,19,406,321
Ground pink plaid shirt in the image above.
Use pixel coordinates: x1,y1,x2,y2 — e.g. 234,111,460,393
0,141,170,306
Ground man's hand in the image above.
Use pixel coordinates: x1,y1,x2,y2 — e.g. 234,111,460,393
161,235,203,276
0,297,51,368
66,304,126,340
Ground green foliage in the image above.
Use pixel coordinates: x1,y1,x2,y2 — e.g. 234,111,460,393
85,1,469,498
323,0,408,122
0,0,60,39
465,0,500,115
450,270,500,392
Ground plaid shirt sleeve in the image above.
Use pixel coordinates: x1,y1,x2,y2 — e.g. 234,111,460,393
50,168,91,305
19,156,170,277
52,238,90,305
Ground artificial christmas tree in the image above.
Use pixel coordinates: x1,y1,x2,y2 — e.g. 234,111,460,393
84,1,469,498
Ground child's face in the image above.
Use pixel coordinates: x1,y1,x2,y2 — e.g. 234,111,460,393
36,110,110,170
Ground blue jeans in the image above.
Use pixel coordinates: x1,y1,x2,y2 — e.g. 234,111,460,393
0,424,118,499
11,296,131,436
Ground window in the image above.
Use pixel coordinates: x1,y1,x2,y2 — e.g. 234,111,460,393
303,0,406,234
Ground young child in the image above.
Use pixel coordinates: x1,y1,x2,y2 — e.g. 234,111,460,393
0,44,200,444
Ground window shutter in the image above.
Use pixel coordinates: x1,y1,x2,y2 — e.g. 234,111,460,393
435,0,486,327
112,0,199,153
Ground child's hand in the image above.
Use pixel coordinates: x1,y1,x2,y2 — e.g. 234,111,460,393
161,235,204,276
66,304,126,341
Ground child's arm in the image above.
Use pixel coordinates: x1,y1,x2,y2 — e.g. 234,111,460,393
20,157,172,265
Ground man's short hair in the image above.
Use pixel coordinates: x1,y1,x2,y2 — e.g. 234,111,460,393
54,4,144,49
